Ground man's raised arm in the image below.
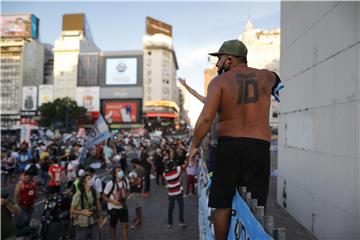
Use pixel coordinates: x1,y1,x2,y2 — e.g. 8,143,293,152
189,77,221,159
178,78,206,103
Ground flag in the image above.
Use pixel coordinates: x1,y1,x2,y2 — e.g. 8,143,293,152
79,115,111,164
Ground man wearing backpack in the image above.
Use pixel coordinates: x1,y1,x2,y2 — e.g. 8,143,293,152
128,159,144,229
70,173,104,240
102,164,130,240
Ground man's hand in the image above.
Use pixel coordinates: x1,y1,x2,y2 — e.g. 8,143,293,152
81,209,93,217
112,199,121,206
188,147,199,162
178,78,187,87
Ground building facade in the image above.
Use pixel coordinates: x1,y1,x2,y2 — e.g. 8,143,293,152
142,17,181,130
53,13,100,100
278,2,359,239
0,14,46,129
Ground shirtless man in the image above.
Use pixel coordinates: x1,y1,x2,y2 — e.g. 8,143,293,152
189,39,282,240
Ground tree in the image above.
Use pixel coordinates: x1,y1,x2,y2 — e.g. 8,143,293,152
38,97,87,130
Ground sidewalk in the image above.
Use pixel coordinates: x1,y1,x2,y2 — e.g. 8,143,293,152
99,177,199,240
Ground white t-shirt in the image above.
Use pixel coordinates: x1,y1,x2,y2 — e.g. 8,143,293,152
103,178,129,210
92,175,103,193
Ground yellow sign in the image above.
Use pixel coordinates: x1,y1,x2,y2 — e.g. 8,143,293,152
144,100,179,112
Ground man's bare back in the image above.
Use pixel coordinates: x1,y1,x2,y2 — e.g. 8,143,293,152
211,65,275,142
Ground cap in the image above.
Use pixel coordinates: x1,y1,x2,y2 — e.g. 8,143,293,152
209,39,247,57
78,169,85,177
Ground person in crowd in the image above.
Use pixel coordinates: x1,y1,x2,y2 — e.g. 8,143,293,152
128,159,145,229
184,157,197,197
48,157,64,194
1,191,21,240
13,167,36,232
17,142,32,173
189,39,282,239
140,152,152,196
86,167,103,194
163,160,186,228
102,164,130,240
153,148,165,186
70,173,104,240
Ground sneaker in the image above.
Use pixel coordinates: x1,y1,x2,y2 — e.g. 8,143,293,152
179,223,187,228
166,224,172,228
131,221,141,229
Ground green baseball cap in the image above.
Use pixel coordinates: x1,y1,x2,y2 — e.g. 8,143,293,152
209,39,247,57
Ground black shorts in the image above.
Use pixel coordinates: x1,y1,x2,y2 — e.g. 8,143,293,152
109,207,128,226
208,137,270,208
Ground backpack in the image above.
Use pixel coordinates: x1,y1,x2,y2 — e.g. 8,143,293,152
106,179,128,201
80,187,97,210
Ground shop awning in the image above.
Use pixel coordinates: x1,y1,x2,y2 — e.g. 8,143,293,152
146,112,177,118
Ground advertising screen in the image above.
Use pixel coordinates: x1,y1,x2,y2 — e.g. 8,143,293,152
76,87,100,112
1,14,38,39
106,58,137,85
103,100,141,123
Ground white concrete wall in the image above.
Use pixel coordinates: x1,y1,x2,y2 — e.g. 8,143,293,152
278,2,360,239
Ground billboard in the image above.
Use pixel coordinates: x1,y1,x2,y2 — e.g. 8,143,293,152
106,58,137,85
146,16,172,37
76,87,100,112
22,86,37,111
0,14,39,39
102,100,141,123
38,85,53,106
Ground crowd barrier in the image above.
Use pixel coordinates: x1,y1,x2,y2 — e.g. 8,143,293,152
197,148,285,240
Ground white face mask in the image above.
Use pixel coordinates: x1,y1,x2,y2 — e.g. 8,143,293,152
117,170,125,179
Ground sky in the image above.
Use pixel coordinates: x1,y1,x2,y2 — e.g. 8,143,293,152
2,1,280,125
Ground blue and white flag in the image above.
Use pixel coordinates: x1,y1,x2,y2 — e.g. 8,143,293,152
87,115,111,148
80,115,111,164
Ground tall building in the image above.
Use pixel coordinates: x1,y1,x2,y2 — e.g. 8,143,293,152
279,2,359,239
0,13,47,129
53,13,100,100
239,19,281,130
142,17,180,129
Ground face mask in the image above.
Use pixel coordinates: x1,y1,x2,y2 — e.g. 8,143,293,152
117,170,125,179
217,56,229,75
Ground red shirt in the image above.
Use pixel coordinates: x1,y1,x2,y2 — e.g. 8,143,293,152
48,164,63,187
18,179,36,208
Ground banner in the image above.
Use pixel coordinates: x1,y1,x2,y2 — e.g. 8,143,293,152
22,86,37,111
197,153,272,240
76,87,100,112
38,85,53,106
103,100,141,123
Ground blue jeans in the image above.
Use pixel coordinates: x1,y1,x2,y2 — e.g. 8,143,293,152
75,225,98,240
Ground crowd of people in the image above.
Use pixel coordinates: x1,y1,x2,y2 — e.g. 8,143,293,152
1,130,197,240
